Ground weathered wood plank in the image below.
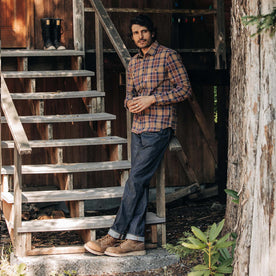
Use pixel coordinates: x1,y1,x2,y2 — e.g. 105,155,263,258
1,187,125,204
86,48,216,54
1,160,131,175
1,136,127,149
1,76,31,155
1,50,85,57
95,14,104,92
73,0,85,51
188,94,218,164
2,70,94,79
13,149,24,256
85,7,217,16
156,158,166,246
9,90,105,100
1,113,116,124
88,0,131,68
165,183,200,203
27,246,86,256
16,212,165,233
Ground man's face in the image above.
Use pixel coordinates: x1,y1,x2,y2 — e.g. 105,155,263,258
131,24,154,51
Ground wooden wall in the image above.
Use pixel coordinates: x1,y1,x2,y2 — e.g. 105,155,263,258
1,0,231,189
32,0,74,49
84,0,230,188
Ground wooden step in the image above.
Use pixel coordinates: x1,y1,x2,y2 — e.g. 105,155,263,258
1,136,126,149
10,90,105,100
1,113,115,124
1,160,131,175
1,186,125,204
1,49,85,57
2,70,94,79
14,212,165,233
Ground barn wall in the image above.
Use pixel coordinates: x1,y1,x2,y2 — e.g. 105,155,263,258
1,0,231,189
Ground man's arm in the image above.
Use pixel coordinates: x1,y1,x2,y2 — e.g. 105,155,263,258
154,51,192,105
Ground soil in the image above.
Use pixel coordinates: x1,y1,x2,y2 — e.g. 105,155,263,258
0,196,225,276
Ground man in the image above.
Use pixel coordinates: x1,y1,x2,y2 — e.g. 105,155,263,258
84,14,192,257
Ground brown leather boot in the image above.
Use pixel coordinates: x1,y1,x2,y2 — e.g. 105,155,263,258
104,239,146,257
84,234,118,256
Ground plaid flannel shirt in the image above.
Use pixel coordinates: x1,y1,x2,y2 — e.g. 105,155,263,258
125,41,192,134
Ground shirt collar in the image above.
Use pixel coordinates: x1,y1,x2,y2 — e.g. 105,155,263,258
137,41,159,58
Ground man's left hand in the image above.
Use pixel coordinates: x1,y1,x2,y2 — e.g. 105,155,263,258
128,96,156,113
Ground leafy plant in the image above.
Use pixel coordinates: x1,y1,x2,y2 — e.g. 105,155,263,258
166,219,236,276
224,189,239,204
0,246,27,276
242,7,276,37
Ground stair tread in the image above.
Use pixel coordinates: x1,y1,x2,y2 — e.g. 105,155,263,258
2,70,94,78
1,113,115,123
10,90,105,100
2,136,127,149
1,160,131,175
1,49,85,57
1,186,125,203
15,212,165,233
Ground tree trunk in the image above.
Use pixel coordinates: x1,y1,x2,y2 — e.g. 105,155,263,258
225,0,276,275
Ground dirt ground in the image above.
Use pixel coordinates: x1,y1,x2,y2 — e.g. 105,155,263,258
0,196,225,276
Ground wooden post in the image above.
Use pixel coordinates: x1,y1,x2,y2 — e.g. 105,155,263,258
95,14,104,93
0,48,2,212
13,147,26,256
156,158,166,246
213,0,227,69
73,0,85,51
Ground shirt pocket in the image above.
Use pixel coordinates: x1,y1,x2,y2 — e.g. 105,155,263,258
147,67,167,91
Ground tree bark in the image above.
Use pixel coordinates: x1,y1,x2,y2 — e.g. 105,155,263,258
225,0,276,275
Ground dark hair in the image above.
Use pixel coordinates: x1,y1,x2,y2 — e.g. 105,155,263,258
128,14,157,40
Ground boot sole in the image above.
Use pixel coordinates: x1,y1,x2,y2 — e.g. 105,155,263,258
84,244,105,256
104,250,146,257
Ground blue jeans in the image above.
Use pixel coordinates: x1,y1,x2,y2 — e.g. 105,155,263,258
108,128,173,242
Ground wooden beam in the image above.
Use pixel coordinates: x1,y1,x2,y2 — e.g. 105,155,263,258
14,148,25,257
188,94,218,165
85,8,217,16
27,246,86,256
1,77,31,155
156,158,166,246
73,0,85,51
169,137,199,184
213,0,227,69
88,0,131,68
165,183,200,203
95,14,104,92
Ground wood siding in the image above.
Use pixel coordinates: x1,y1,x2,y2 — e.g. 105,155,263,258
1,0,231,189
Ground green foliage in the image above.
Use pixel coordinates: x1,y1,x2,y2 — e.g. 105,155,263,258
165,232,199,259
224,189,239,204
165,219,236,276
0,246,27,276
242,8,276,37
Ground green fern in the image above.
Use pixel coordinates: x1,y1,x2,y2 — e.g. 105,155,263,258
242,7,276,37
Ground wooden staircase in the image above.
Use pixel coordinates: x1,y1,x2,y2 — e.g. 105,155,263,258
0,50,164,257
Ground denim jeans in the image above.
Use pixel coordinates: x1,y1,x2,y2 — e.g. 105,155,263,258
108,128,173,242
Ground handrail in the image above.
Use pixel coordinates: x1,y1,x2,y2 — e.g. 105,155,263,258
1,76,32,155
88,0,131,69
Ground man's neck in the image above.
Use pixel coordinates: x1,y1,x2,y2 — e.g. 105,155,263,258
140,41,154,56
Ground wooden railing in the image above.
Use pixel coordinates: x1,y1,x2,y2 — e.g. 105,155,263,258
1,76,32,255
86,0,132,159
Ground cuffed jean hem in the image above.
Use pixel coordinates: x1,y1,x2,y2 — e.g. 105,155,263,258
125,233,145,242
108,228,124,239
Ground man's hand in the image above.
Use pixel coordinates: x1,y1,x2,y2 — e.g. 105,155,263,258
127,96,156,113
